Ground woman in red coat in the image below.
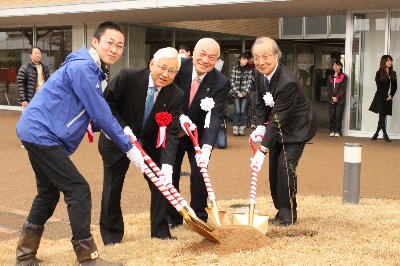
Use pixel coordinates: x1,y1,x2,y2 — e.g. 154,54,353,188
369,55,397,142
327,61,347,137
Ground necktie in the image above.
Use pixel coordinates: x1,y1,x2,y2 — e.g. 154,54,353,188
143,87,157,128
189,76,201,107
264,77,270,93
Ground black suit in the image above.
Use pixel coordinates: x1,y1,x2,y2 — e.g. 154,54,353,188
168,58,229,225
98,68,183,243
255,63,317,223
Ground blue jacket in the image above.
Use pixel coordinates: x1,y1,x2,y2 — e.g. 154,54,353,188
16,47,133,155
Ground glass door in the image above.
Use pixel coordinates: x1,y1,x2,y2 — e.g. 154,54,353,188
389,11,400,134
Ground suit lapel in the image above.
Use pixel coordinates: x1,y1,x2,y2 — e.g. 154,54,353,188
269,63,282,97
138,70,150,129
181,62,193,112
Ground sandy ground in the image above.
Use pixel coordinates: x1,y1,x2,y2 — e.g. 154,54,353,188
0,109,399,241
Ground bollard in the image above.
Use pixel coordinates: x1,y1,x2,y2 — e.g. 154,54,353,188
343,143,362,204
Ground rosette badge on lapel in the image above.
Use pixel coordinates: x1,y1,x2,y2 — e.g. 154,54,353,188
200,97,215,128
263,92,275,107
155,112,172,148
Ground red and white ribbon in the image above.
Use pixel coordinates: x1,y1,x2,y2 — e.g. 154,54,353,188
156,126,167,148
86,121,94,143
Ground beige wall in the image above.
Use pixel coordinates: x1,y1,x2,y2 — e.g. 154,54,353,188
0,0,88,8
156,18,279,38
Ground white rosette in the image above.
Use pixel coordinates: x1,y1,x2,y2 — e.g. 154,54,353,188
263,92,275,107
156,126,167,148
200,97,215,128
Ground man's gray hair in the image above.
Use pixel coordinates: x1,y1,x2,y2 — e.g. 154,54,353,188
153,47,181,70
251,37,282,60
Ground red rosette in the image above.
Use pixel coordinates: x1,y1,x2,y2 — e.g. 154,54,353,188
155,112,172,127
155,112,172,148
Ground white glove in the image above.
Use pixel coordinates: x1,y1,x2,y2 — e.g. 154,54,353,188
250,150,266,171
159,164,173,185
195,144,212,167
250,125,266,143
123,126,137,141
126,146,144,169
179,114,196,136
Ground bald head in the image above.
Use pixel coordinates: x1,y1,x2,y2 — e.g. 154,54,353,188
192,38,221,76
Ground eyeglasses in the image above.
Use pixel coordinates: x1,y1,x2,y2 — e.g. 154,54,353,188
253,53,274,63
100,39,125,52
156,64,178,76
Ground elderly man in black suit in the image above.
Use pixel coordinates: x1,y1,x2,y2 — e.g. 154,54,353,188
98,47,184,244
167,38,229,228
250,37,317,226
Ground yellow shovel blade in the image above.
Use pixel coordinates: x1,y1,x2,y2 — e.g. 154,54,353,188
179,209,219,243
206,207,232,226
232,212,269,234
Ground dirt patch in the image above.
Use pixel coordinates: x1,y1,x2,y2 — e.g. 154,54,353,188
267,228,318,238
186,225,272,255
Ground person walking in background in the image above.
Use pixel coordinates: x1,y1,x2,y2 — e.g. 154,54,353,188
14,21,144,266
167,38,229,228
230,53,253,136
98,47,183,243
178,44,191,58
369,55,397,142
249,37,317,227
17,46,50,109
327,61,347,137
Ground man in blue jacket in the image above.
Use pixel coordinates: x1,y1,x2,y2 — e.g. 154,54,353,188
15,21,143,266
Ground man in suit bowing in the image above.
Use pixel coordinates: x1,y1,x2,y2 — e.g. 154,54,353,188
249,37,317,226
98,47,184,244
168,38,229,228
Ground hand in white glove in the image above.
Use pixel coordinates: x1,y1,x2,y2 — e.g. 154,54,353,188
250,149,266,171
195,144,212,168
159,164,173,185
124,126,137,142
179,114,196,136
250,125,266,143
126,146,144,170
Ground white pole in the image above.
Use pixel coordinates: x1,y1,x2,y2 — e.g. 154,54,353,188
343,143,362,204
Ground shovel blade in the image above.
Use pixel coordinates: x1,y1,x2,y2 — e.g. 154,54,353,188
179,209,219,243
233,212,269,235
206,207,232,226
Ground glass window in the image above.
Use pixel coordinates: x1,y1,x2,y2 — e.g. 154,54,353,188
389,11,400,134
330,15,346,35
305,16,328,36
281,17,303,37
0,28,32,106
36,27,72,73
350,13,386,131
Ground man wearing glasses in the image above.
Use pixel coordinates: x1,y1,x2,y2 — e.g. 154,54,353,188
15,21,144,265
249,37,317,227
167,38,229,228
98,47,184,244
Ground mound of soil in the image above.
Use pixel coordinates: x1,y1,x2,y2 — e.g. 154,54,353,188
187,225,272,255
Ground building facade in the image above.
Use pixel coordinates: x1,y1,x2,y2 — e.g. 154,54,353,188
1,0,399,138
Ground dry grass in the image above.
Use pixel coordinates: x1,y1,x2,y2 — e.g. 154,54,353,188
1,195,400,265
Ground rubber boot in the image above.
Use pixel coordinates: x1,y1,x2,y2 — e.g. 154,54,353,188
15,221,44,266
72,236,122,266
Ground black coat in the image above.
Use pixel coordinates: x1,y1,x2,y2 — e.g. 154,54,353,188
327,73,347,105
17,62,50,103
174,58,229,146
98,68,184,167
369,71,397,115
255,63,317,148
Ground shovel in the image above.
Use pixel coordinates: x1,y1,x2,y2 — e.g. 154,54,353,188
184,122,231,227
129,137,219,243
232,138,269,234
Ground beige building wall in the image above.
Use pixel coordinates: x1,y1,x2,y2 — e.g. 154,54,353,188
0,0,90,8
157,18,279,39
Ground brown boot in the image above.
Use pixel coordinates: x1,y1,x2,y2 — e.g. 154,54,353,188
71,236,122,266
15,221,44,266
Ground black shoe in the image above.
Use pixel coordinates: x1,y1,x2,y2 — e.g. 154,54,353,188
384,137,391,142
279,218,297,227
168,223,182,230
371,133,378,140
